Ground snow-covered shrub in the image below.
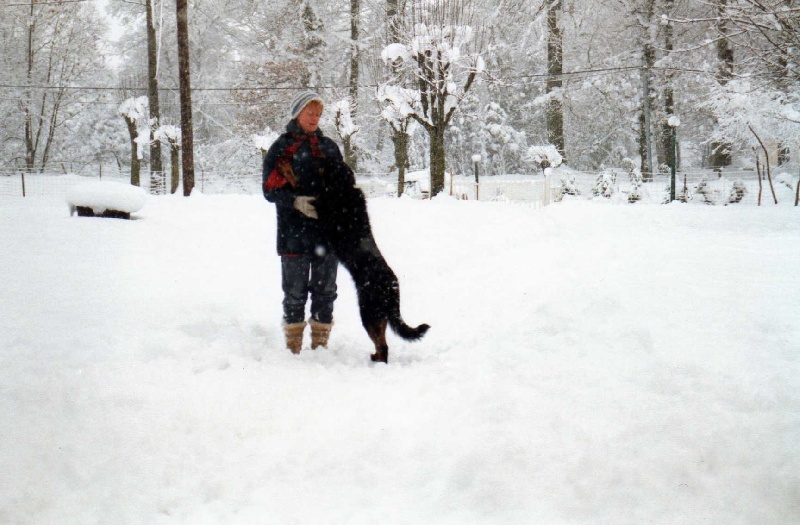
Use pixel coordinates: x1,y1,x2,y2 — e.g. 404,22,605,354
775,172,798,192
622,158,645,203
730,180,747,203
479,103,529,175
693,178,717,204
593,168,617,198
560,174,579,196
528,145,563,173
693,176,746,205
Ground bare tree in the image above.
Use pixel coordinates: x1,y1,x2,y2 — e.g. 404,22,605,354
659,0,677,171
709,0,735,168
176,0,195,195
750,125,779,204
723,0,800,80
635,0,657,180
346,0,361,171
546,0,566,161
389,0,486,196
123,116,141,187
18,1,103,173
168,134,181,194
146,0,165,193
119,95,147,187
380,0,414,196
678,0,798,167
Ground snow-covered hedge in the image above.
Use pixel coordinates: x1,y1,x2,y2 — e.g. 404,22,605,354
693,177,747,206
66,181,147,219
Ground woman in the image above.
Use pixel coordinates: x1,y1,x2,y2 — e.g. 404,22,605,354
262,91,345,354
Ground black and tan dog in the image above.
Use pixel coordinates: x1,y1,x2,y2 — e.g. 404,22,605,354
314,158,429,363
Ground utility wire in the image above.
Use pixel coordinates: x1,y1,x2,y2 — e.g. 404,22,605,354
0,65,718,93
3,0,95,6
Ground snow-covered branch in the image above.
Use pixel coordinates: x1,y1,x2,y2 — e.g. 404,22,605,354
702,79,800,149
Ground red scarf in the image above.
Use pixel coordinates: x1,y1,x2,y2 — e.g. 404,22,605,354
264,132,326,191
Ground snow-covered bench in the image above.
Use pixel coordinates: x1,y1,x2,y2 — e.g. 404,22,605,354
66,180,147,220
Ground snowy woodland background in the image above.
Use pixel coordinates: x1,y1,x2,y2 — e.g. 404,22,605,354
1,0,799,199
2,2,800,522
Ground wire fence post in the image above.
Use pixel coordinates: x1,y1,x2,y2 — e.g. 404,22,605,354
670,126,676,202
472,154,481,201
667,116,680,202
21,172,26,197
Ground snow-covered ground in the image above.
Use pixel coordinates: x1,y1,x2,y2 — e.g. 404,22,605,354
1,191,798,524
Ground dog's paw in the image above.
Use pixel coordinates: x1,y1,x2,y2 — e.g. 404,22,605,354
370,351,388,364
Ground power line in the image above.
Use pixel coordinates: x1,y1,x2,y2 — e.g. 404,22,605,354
0,83,308,91
0,65,717,93
3,0,96,6
502,65,713,80
0,97,249,106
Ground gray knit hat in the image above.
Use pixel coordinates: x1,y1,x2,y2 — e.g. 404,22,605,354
289,90,324,120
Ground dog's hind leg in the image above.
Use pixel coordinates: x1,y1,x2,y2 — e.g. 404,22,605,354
366,318,389,363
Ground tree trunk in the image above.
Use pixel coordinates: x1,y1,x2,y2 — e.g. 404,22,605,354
750,125,778,204
346,0,360,171
710,0,734,168
170,140,180,194
41,101,58,173
124,116,141,186
387,0,411,196
638,0,656,182
429,124,446,197
546,0,565,161
756,155,763,206
147,0,164,194
795,173,799,206
387,0,400,43
639,49,655,181
176,0,195,196
392,129,409,196
659,0,675,170
24,2,36,173
407,0,481,196
40,85,67,173
343,134,354,167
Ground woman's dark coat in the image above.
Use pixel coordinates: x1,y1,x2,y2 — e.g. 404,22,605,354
262,120,344,256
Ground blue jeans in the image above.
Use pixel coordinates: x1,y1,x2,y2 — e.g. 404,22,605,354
281,252,338,324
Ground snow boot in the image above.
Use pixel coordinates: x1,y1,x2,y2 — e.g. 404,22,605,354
284,321,306,354
309,319,333,349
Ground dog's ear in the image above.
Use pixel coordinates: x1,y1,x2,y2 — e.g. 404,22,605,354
323,158,357,188
341,160,357,187
319,157,338,181
324,157,341,172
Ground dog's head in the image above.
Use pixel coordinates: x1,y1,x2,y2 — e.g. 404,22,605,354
321,157,357,194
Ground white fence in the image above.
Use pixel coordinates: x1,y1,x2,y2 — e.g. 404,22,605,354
354,174,558,207
2,166,778,201
0,171,558,208
0,173,107,197
450,175,556,207
0,171,261,198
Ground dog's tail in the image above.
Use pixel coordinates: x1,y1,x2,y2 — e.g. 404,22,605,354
389,315,430,342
